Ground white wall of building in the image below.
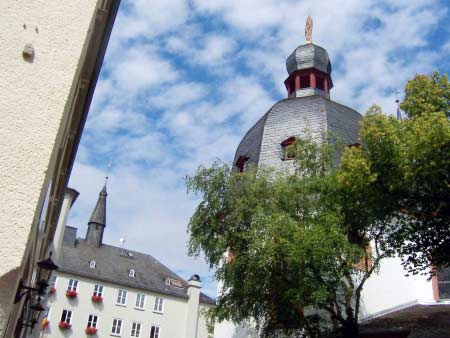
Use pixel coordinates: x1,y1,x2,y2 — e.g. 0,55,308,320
359,256,434,320
41,272,213,338
0,0,107,333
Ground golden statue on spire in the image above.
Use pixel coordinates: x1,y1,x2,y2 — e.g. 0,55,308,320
305,16,313,44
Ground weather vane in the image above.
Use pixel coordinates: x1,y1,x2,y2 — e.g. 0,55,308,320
305,16,313,44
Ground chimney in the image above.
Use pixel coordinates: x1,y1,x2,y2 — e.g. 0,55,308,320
185,274,202,338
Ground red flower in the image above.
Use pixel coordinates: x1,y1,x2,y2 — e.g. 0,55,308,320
91,295,103,303
65,290,78,298
59,321,71,330
85,327,98,335
49,287,56,294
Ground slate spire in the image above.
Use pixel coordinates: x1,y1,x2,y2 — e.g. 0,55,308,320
86,180,107,247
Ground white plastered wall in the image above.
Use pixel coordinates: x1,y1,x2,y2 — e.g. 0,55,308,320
0,0,100,332
40,272,211,338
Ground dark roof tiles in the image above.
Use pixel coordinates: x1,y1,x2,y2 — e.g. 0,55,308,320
59,238,215,305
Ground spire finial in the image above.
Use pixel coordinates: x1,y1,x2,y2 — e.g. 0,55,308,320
393,88,402,120
305,16,313,44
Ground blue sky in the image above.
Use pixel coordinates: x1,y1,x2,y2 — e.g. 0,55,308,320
68,0,450,297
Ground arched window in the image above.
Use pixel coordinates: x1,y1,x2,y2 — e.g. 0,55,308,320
129,269,135,277
89,260,96,269
281,137,296,160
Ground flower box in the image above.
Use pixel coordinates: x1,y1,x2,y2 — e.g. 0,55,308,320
65,290,78,298
49,287,56,294
85,327,98,335
91,295,103,303
59,321,71,330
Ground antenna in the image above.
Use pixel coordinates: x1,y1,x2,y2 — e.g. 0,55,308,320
393,88,402,121
119,236,126,254
105,159,112,187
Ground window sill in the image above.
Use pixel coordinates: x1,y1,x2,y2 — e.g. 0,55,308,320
134,307,145,311
115,303,127,307
152,310,163,314
110,334,121,337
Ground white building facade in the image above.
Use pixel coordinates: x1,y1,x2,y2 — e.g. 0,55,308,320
0,1,119,336
37,185,214,338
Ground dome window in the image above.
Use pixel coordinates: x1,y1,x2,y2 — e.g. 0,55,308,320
129,269,135,277
316,75,325,91
281,137,297,160
300,75,310,89
89,260,96,269
235,155,249,173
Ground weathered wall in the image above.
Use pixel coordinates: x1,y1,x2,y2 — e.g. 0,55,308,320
0,0,100,332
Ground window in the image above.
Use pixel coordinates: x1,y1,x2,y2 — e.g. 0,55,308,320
129,269,135,277
116,289,127,305
67,279,78,291
153,297,164,313
87,314,98,328
89,260,96,269
60,309,72,324
150,325,160,338
165,277,183,288
93,284,103,297
316,75,325,91
131,322,141,337
281,136,296,160
300,75,310,89
135,293,145,309
437,267,450,299
111,318,122,335
235,155,249,173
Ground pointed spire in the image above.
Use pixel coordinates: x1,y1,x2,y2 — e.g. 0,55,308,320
89,181,107,226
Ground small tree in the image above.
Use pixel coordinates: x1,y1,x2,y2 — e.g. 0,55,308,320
187,136,391,338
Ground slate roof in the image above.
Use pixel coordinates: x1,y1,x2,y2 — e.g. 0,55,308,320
58,233,215,305
286,43,332,75
234,95,361,170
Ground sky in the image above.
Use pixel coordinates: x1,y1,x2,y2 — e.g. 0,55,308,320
68,0,450,298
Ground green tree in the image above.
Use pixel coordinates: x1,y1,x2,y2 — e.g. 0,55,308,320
187,136,390,338
338,71,450,275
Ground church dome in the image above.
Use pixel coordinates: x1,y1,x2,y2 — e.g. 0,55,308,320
286,43,332,76
233,96,361,171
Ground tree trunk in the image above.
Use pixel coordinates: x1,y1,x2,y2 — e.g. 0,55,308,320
341,320,359,338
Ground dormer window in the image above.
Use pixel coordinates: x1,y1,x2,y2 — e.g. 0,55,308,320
165,277,183,288
89,260,96,269
129,269,135,277
235,155,249,173
281,137,297,160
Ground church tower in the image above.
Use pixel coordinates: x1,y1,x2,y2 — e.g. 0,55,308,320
85,183,107,247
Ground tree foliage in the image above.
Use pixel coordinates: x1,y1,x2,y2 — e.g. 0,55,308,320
339,71,450,275
187,137,386,338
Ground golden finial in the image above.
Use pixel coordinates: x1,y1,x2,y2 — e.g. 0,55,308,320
305,16,313,44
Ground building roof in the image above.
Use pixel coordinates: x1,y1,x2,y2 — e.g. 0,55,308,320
286,43,332,75
234,95,361,169
58,234,215,305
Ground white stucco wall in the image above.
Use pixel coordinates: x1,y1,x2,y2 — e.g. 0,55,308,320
0,0,100,332
360,256,434,320
41,272,212,338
